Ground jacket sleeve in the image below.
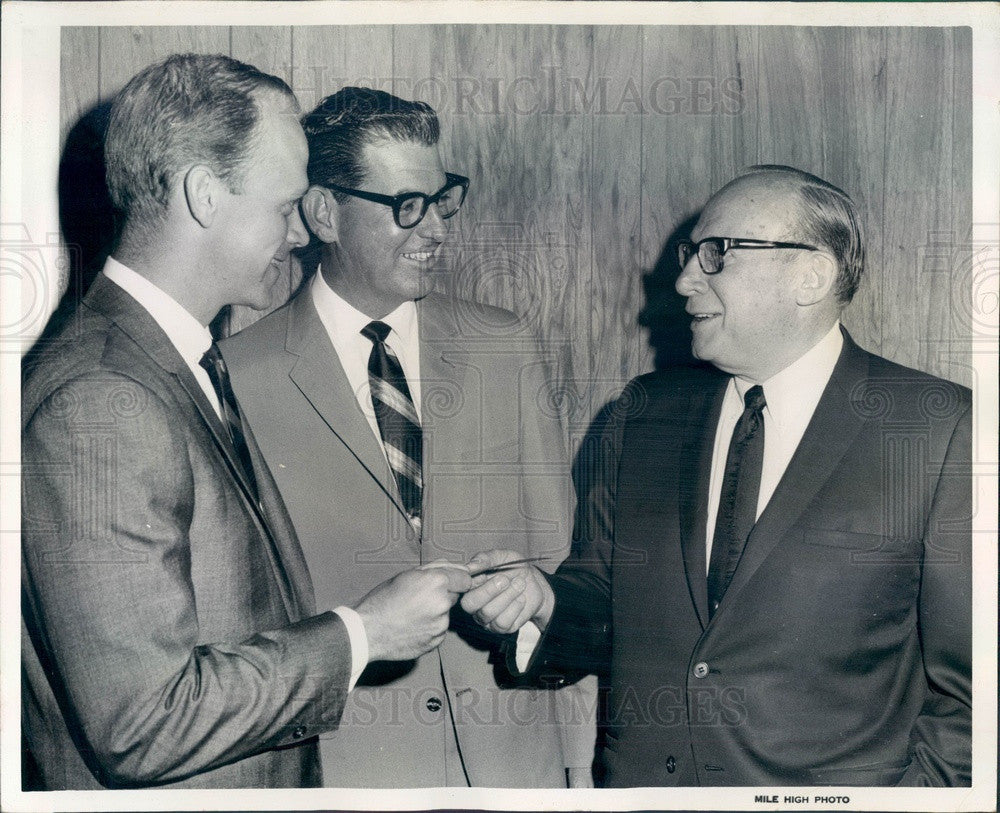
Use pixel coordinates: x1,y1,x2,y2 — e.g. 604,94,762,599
898,400,972,786
21,371,352,788
518,387,630,685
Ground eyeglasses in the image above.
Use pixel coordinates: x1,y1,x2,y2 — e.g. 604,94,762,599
324,172,470,229
677,237,818,275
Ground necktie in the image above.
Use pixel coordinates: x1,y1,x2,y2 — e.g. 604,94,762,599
361,321,423,527
707,384,766,617
199,343,260,502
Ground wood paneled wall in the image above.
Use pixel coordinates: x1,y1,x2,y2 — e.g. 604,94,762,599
59,25,973,437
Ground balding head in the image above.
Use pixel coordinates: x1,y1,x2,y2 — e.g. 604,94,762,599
676,166,859,382
719,165,865,304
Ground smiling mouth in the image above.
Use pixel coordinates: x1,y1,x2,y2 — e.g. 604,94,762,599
402,248,439,262
689,312,720,323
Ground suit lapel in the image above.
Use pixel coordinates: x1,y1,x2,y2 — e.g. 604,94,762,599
678,374,728,630
284,291,409,520
718,333,871,611
86,276,304,621
416,295,472,543
88,277,260,508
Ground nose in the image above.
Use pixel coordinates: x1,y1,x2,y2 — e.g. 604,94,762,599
286,204,310,250
416,201,449,242
675,253,707,297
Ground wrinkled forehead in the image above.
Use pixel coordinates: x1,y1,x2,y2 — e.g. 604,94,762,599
693,176,805,242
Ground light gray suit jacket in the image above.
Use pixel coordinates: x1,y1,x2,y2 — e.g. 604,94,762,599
22,276,352,789
223,288,589,787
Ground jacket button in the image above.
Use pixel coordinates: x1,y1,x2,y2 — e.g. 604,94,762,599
426,696,443,712
666,756,676,773
291,725,306,739
693,661,710,678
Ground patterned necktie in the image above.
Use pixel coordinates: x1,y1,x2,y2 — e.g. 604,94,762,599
707,384,766,617
361,321,423,527
199,343,260,502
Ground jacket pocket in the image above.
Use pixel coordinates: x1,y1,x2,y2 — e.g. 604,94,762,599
809,760,910,786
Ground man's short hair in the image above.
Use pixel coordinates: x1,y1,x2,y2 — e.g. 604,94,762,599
301,87,440,199
104,53,296,233
736,165,865,304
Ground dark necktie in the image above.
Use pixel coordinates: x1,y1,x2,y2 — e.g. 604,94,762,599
199,343,260,503
707,384,766,617
361,321,423,528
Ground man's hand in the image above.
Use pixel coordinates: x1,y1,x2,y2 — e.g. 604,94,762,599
354,563,472,662
460,549,555,634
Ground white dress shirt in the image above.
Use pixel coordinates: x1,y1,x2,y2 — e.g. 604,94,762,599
310,269,422,450
309,269,425,688
517,322,844,669
704,322,844,569
104,258,368,689
103,258,222,419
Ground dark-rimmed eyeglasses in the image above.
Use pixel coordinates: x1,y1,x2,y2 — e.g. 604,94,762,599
324,172,470,229
677,237,818,275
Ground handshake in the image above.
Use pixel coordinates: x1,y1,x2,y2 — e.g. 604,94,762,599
353,550,556,662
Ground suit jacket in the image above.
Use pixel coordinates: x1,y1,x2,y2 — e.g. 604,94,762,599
21,275,352,790
530,330,972,787
222,288,586,787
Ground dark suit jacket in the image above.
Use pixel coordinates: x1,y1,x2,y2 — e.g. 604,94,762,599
530,330,971,787
21,275,352,789
222,289,588,787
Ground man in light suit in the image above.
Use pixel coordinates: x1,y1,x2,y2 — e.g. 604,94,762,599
222,87,593,787
463,165,972,787
22,55,470,791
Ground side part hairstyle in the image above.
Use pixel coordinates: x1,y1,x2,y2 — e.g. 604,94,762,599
104,53,296,236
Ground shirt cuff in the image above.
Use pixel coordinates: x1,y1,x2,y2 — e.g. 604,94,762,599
333,605,368,691
514,620,543,673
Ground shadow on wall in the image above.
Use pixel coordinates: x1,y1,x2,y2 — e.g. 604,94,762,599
51,102,117,337
43,103,244,345
639,211,701,374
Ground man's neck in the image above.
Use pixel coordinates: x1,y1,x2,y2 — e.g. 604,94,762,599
319,249,402,320
115,236,218,326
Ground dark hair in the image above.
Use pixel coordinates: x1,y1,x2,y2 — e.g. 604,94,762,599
301,87,439,199
104,53,296,232
737,165,865,304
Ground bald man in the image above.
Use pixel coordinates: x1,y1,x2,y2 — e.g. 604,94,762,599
462,165,971,787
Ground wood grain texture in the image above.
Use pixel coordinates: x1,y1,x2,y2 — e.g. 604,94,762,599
755,27,887,360
639,26,760,391
587,25,644,422
98,27,230,100
60,28,100,149
57,25,973,393
883,27,956,381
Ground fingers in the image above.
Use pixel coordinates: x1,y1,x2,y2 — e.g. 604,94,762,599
485,580,534,633
467,548,521,572
461,572,536,632
417,559,469,572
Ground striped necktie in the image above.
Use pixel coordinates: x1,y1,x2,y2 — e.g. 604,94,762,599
199,342,260,503
361,320,423,528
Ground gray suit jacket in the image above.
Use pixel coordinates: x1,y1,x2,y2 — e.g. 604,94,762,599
223,288,588,787
22,275,352,789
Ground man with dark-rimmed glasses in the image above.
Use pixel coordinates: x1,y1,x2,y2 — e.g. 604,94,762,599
462,165,971,787
221,87,594,787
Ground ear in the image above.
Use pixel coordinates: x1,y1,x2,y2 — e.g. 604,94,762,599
300,185,339,243
183,165,220,229
795,251,837,306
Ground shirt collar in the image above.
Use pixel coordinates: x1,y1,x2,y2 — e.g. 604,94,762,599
733,322,844,430
102,257,213,367
310,268,418,346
